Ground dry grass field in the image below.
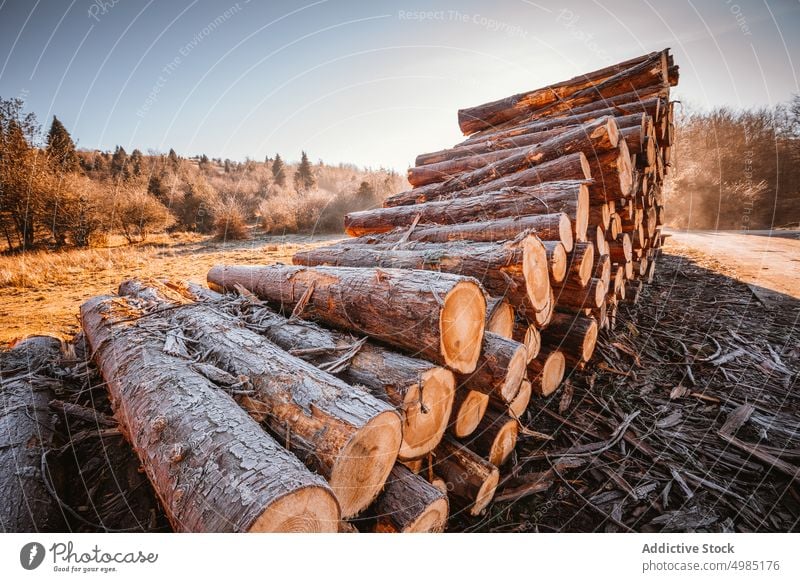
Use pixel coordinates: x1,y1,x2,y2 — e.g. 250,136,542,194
0,229,344,345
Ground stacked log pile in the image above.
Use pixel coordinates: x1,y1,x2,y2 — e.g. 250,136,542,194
6,49,674,533
285,48,676,525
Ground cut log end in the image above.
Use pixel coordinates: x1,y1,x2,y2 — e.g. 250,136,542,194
330,410,403,517
472,468,500,516
399,367,455,461
548,242,568,284
530,350,566,397
451,390,489,438
248,486,340,532
582,318,599,363
485,299,515,338
399,496,449,533
486,417,519,467
522,236,551,313
559,213,575,253
441,281,486,373
508,379,533,417
499,342,528,403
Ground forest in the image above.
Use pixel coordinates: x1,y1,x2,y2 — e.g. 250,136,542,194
664,95,800,230
0,96,405,252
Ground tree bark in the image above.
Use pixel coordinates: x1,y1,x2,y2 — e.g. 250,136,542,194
564,242,596,288
385,152,590,208
433,436,499,516
351,212,573,252
80,295,340,532
207,264,486,374
541,313,598,366
555,277,607,310
384,118,615,208
586,140,634,203
543,241,567,285
458,51,667,133
309,236,551,314
346,181,588,240
415,125,570,166
168,279,455,462
455,332,527,404
371,465,449,533
118,280,404,518
0,336,66,532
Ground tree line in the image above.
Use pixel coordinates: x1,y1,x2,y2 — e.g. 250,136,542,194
0,97,405,251
664,95,800,230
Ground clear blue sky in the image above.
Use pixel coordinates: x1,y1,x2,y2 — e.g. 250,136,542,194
1,0,798,170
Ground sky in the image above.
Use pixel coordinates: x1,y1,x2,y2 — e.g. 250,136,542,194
0,0,798,171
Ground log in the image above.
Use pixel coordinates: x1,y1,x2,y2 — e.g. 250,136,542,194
433,436,499,516
457,51,667,133
542,313,599,366
371,465,449,533
168,281,454,462
390,153,591,209
449,389,489,439
456,332,527,404
485,297,515,338
294,237,551,316
555,277,606,310
353,212,573,252
118,282,403,518
462,93,664,147
384,118,615,208
346,181,588,240
0,336,66,532
524,92,665,124
468,409,519,467
608,233,633,263
492,378,533,418
528,348,567,397
531,286,555,329
80,296,340,532
625,280,644,304
586,140,634,202
594,254,612,292
415,125,570,166
512,321,541,363
565,242,595,288
207,264,486,374
542,241,567,285
588,203,610,231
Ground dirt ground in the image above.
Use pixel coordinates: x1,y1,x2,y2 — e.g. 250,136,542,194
0,232,345,346
666,229,800,300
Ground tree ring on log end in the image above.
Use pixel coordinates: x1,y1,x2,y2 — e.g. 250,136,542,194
440,281,486,373
452,390,489,438
247,486,340,532
558,213,575,252
398,367,455,461
330,410,402,518
508,380,532,418
405,497,449,533
521,236,550,313
470,466,500,516
540,351,566,397
488,418,519,467
499,343,527,403
582,318,599,363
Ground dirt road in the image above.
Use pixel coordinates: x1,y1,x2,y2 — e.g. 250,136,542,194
665,229,800,300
